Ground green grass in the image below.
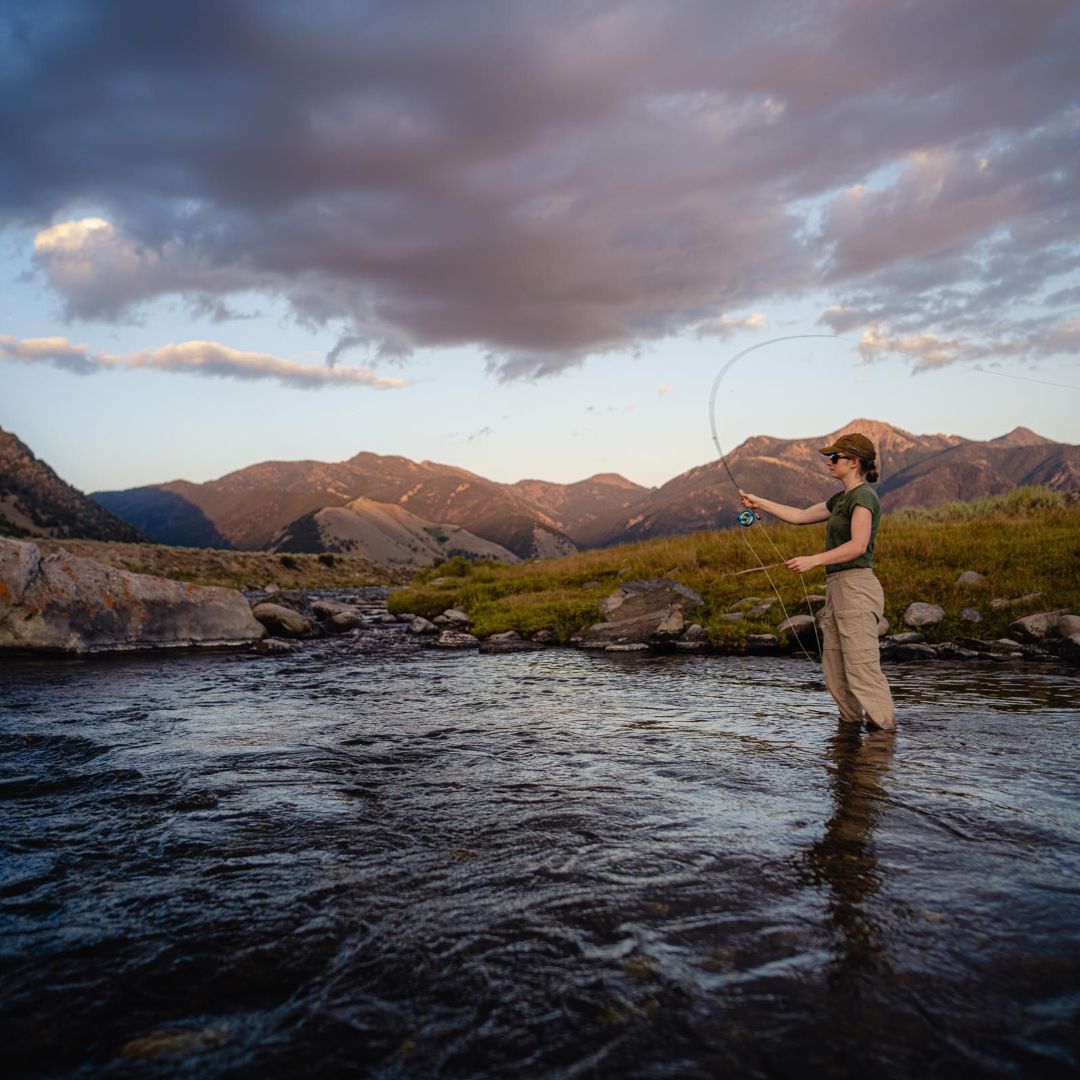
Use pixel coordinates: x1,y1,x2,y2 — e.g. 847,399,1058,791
389,487,1080,647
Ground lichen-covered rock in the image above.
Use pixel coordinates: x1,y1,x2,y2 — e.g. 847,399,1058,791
956,571,986,586
0,537,265,654
903,602,945,628
960,607,982,623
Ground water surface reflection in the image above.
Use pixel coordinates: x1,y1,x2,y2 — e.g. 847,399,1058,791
1,645,1078,1077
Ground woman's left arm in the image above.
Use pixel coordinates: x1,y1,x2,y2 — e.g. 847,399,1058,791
786,506,872,575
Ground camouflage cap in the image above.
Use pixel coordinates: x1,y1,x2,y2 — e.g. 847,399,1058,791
819,432,876,460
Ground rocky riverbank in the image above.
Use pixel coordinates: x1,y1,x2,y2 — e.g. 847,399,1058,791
3,537,1077,665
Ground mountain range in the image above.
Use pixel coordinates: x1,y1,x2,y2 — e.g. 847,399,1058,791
2,420,1077,564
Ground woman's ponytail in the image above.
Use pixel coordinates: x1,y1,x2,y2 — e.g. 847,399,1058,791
862,458,879,483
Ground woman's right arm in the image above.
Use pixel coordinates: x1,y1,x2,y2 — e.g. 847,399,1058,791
739,490,830,525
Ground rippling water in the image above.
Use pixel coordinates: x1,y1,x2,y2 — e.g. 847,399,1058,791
2,637,1079,1077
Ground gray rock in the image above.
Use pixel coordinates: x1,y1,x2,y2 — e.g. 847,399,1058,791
0,537,265,654
934,642,980,661
887,631,926,644
605,643,650,652
1008,610,1068,643
955,571,986,586
479,631,539,654
675,640,707,651
254,638,299,655
443,607,470,625
777,615,819,647
902,602,945,628
746,601,773,617
801,594,827,613
991,591,1043,610
252,603,315,638
325,610,366,633
720,612,745,622
312,598,357,619
1059,614,1080,641
531,629,557,644
263,583,281,595
960,607,982,623
434,630,479,648
891,643,940,661
682,623,708,642
408,616,438,635
581,578,704,648
876,615,890,638
746,633,780,653
727,596,764,612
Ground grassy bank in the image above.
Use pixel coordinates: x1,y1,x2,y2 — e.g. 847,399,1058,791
388,488,1080,647
31,539,411,590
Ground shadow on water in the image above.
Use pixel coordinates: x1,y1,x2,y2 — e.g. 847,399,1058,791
0,644,1078,1077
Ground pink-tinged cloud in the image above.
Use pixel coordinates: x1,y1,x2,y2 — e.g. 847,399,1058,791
0,335,406,390
2,0,1079,377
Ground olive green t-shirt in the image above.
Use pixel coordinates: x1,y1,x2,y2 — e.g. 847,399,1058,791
825,484,880,574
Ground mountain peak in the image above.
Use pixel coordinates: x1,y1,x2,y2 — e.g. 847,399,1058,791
990,426,1054,448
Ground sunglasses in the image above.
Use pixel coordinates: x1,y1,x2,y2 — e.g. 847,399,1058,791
827,453,852,464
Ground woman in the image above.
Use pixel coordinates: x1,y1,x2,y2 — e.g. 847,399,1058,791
739,432,896,732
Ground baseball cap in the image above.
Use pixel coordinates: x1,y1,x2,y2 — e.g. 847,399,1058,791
819,432,876,460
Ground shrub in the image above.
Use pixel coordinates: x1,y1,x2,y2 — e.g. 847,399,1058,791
318,553,336,567
279,554,299,570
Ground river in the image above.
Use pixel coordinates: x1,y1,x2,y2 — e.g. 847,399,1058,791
2,633,1079,1077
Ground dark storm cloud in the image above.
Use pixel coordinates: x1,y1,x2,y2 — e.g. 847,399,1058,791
2,0,1079,376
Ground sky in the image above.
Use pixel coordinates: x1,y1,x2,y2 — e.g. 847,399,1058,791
1,0,1079,494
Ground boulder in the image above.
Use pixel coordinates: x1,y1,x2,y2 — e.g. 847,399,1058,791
443,607,470,625
746,601,773,617
745,633,780,653
578,578,703,648
325,610,366,634
0,537,265,654
682,623,708,642
801,594,827,613
960,607,982,623
1059,614,1080,641
408,616,438,635
531,628,557,644
312,598,357,619
252,603,315,638
720,612,744,622
876,615,890,638
777,615,819,649
902,602,945,628
433,630,479,648
955,571,986,586
479,630,540,654
1008,610,1068,643
887,631,926,644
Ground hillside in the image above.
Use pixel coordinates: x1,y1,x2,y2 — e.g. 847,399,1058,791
0,427,147,543
269,496,520,566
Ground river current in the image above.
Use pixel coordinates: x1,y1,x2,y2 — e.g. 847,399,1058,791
2,629,1079,1077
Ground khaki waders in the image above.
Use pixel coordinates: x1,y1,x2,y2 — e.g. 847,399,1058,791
819,568,896,730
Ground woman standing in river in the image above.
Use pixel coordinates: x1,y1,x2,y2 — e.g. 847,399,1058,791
738,432,896,732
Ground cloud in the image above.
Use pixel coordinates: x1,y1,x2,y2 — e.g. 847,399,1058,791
695,313,767,338
0,334,406,389
2,0,1079,379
